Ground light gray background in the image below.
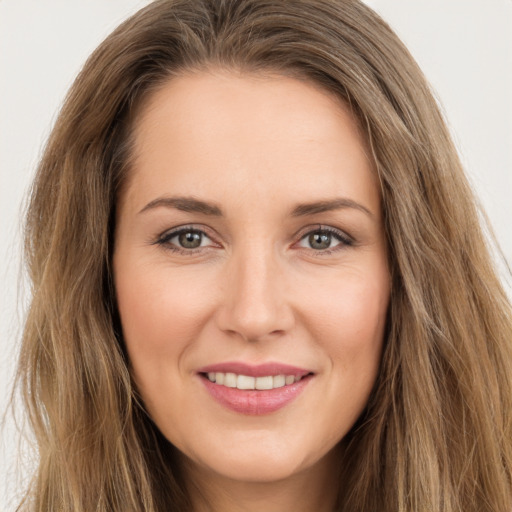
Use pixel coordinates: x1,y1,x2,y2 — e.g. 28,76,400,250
1,0,511,509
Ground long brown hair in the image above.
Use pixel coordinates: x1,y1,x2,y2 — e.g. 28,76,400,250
15,0,512,510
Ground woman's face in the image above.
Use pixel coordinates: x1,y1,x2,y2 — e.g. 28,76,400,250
113,70,390,485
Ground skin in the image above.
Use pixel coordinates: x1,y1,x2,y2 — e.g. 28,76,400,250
113,69,390,512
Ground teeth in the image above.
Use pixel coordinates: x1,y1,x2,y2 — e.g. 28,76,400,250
273,375,285,388
224,373,237,388
255,376,273,390
206,372,305,390
237,375,255,390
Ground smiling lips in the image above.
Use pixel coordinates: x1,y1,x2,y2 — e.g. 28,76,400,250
198,362,313,415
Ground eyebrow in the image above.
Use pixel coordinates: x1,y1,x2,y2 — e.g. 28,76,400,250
139,196,223,216
291,198,373,218
138,195,373,218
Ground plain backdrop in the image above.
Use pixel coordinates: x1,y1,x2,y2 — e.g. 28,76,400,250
1,0,511,509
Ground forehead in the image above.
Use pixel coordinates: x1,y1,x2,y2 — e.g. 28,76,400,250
123,69,379,216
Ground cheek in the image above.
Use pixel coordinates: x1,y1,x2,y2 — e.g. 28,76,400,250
303,266,389,394
306,265,388,343
114,259,215,377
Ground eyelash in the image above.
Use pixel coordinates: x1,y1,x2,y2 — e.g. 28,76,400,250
153,224,354,256
153,226,217,255
296,226,354,255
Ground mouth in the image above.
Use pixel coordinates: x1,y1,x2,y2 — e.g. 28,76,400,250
197,362,314,415
201,371,309,390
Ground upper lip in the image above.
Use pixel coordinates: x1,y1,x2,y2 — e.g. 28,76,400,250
197,361,312,378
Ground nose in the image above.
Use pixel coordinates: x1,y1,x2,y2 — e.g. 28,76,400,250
215,243,295,343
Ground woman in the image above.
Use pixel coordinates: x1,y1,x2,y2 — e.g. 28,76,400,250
14,0,512,510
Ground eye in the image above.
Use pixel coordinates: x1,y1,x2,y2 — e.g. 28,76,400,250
297,227,352,252
155,226,216,253
174,230,206,249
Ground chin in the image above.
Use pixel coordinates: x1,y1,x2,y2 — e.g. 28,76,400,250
176,427,335,485
195,451,311,484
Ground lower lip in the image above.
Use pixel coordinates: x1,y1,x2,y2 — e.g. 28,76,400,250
200,374,312,415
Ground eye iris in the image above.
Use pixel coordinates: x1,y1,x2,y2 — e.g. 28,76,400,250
178,231,202,249
309,232,331,250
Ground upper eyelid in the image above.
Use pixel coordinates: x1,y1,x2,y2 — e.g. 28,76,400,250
294,224,353,243
158,224,216,241
158,223,349,238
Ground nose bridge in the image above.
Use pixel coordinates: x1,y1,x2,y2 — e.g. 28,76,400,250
218,239,293,341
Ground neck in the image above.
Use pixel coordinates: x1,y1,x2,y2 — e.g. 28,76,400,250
182,446,342,512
